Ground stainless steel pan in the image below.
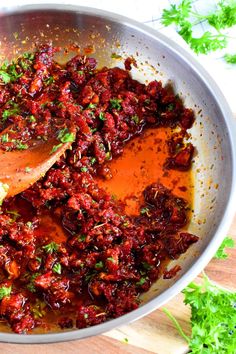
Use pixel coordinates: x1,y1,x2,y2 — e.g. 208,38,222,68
0,4,235,344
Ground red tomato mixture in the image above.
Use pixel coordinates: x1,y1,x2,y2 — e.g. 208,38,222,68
0,44,198,333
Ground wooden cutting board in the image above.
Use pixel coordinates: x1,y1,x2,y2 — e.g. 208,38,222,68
0,217,235,354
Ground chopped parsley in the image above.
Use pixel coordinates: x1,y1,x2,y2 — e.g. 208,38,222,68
110,98,122,110
88,103,96,109
90,157,96,165
95,261,104,269
131,114,139,124
15,141,28,150
57,128,75,143
29,114,36,123
2,105,20,122
140,207,149,215
111,53,122,59
99,112,106,121
44,76,54,86
1,133,9,143
0,286,12,300
136,277,146,286
142,262,152,270
78,234,86,242
42,241,59,254
0,71,11,84
26,273,41,293
105,151,111,160
167,103,175,111
107,257,115,263
50,143,63,154
22,52,35,60
52,262,62,274
81,167,88,173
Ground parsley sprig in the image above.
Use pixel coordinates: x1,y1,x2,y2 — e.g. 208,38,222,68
162,236,235,352
163,273,236,353
0,286,12,300
214,236,235,259
161,0,236,61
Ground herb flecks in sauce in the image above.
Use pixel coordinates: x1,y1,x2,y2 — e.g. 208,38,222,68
0,43,197,334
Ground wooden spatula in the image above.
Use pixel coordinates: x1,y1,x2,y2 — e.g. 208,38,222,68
0,135,72,201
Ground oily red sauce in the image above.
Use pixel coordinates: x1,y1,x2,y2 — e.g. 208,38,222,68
98,127,193,215
0,44,198,334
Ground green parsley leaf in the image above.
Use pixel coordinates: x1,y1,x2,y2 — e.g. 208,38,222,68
78,234,86,242
44,76,54,86
136,277,146,286
99,112,106,121
140,207,149,215
224,53,236,64
2,106,20,121
105,151,111,160
131,114,139,124
15,141,28,150
163,272,236,353
167,103,175,111
161,0,192,26
161,0,233,55
1,133,9,143
87,103,97,109
214,236,235,259
110,98,122,111
42,242,59,254
0,286,12,300
187,32,227,55
26,272,41,293
29,115,36,122
206,1,236,30
50,143,63,154
0,70,11,84
90,157,96,165
52,262,62,274
81,167,88,172
95,261,104,269
142,262,152,270
57,128,75,143
22,52,35,60
111,53,122,59
107,257,115,263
